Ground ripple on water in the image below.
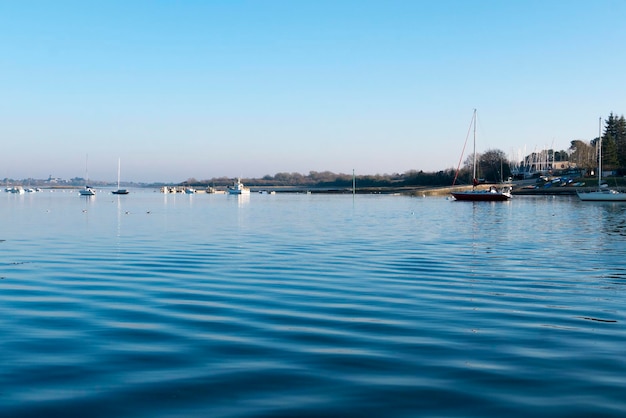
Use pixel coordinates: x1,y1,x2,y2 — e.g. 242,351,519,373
1,194,625,417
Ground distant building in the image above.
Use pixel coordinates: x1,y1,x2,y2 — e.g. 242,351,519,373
46,175,63,184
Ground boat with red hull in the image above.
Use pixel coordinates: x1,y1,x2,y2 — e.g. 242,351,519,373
451,110,512,202
452,187,512,201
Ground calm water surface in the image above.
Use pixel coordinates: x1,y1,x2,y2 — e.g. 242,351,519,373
1,190,625,417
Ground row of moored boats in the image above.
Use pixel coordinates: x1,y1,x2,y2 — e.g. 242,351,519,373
4,186,42,194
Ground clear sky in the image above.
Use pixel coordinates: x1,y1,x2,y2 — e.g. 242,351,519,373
2,0,625,183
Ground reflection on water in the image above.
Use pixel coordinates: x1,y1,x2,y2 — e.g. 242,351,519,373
233,193,250,207
0,192,625,417
596,203,626,236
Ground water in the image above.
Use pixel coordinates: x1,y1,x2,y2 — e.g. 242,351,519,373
1,190,625,417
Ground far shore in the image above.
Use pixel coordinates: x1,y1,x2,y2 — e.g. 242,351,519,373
15,181,625,197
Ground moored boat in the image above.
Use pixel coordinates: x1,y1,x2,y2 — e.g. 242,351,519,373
577,188,626,201
227,178,250,195
577,118,626,202
112,158,129,194
451,110,511,202
79,154,96,196
79,186,96,196
452,186,512,201
7,186,25,194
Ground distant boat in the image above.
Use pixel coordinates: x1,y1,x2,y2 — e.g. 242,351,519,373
7,186,25,194
112,158,129,195
451,109,512,202
227,178,250,195
577,118,626,202
79,154,96,196
184,187,196,194
79,186,96,196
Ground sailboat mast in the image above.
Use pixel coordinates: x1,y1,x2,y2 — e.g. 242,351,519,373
598,117,602,188
117,158,121,189
472,109,477,187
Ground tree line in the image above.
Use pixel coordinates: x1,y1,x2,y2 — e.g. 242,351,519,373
183,170,461,188
183,112,626,188
569,113,626,174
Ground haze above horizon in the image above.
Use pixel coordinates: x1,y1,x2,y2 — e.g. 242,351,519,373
2,0,625,183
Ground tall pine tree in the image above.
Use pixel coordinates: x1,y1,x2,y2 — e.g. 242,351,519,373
604,113,626,168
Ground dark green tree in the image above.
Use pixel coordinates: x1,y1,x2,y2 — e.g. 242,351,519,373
602,135,619,169
479,149,510,182
604,113,626,168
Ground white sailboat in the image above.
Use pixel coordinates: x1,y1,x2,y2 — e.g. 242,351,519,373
451,109,512,202
577,118,626,201
79,154,96,196
112,158,129,195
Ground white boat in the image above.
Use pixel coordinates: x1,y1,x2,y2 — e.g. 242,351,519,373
79,186,96,196
227,178,250,195
112,158,129,195
577,118,626,202
451,110,512,202
184,187,196,194
79,154,96,196
7,186,25,194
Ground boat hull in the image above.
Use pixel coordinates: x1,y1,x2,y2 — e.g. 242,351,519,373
451,191,511,201
79,186,96,196
112,190,129,195
577,190,626,201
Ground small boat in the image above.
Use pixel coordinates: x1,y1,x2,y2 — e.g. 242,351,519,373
451,110,512,202
578,188,626,201
184,187,196,194
7,186,25,194
577,118,626,202
79,154,96,196
112,158,129,195
227,178,250,195
79,186,96,196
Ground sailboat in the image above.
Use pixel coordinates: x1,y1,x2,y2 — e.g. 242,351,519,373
577,117,626,201
112,158,129,195
79,154,96,196
451,109,512,201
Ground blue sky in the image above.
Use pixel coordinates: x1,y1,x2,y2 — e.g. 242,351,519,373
2,0,625,183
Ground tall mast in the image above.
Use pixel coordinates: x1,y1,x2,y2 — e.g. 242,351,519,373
472,109,477,187
598,117,602,188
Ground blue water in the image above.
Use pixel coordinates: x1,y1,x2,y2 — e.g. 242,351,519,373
2,190,625,417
